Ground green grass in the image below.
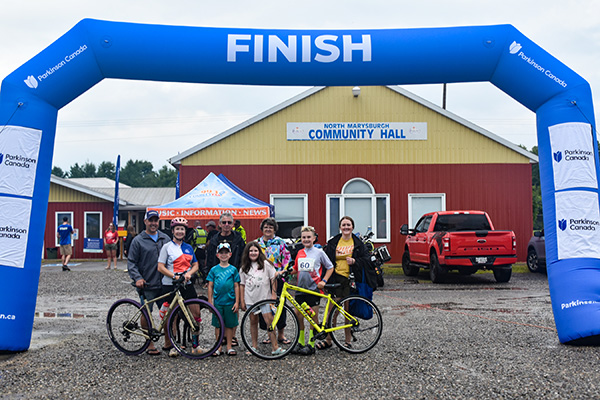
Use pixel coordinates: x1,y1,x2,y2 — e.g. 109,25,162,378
383,262,529,276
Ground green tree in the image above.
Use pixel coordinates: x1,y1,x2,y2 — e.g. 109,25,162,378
69,162,97,178
530,146,543,230
97,161,116,179
51,166,67,178
119,159,157,187
155,165,178,187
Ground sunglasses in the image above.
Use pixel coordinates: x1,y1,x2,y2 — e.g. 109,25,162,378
221,221,233,225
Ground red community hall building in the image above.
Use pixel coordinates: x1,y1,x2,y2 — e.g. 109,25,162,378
168,86,537,262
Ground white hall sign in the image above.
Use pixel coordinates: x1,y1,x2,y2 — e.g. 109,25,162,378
287,122,427,141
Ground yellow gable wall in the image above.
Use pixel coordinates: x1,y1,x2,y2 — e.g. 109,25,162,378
182,86,531,166
48,182,108,203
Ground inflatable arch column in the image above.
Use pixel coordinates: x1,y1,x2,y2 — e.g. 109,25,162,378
0,20,597,351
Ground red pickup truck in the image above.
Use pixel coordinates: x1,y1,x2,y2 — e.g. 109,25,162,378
400,211,517,283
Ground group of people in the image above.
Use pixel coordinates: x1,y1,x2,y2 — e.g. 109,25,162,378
126,209,377,358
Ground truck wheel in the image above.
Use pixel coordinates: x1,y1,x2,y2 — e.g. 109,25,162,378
493,267,512,283
402,251,419,277
429,252,446,283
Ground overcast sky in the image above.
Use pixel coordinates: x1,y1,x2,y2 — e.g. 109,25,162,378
1,1,598,171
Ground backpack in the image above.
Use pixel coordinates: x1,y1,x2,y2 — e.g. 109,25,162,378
349,269,374,319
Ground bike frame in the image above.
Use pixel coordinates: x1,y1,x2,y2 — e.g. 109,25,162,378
271,280,358,334
124,287,197,341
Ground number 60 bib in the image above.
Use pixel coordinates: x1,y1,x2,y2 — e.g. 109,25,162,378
297,257,316,272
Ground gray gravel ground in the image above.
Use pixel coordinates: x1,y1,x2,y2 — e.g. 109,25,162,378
1,262,600,399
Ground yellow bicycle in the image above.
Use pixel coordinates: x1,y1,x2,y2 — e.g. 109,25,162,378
240,268,382,359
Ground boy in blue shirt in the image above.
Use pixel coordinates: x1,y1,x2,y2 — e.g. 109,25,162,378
207,242,240,356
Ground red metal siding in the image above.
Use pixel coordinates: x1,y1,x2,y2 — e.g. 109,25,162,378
181,164,533,262
45,202,114,260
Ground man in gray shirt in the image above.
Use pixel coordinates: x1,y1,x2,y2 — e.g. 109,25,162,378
127,210,170,355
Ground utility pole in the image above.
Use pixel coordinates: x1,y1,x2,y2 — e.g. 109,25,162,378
442,83,447,109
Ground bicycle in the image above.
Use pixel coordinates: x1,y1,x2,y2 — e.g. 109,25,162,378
240,267,383,360
107,275,224,359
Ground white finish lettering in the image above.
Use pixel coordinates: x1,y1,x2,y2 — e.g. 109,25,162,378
343,34,371,62
227,34,372,63
314,35,340,63
227,34,251,62
268,35,297,62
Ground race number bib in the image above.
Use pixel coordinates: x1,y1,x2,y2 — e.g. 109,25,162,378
297,257,316,272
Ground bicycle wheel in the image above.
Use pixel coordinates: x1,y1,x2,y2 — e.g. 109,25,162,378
328,295,382,354
167,298,224,359
240,300,299,360
106,298,151,356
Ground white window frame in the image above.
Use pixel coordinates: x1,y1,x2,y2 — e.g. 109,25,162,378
326,178,391,242
83,211,104,253
84,211,103,239
55,211,74,247
407,193,446,228
270,193,308,238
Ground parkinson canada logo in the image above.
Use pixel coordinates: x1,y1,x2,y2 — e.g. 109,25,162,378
509,40,567,88
0,225,27,240
0,153,37,169
509,41,522,54
558,217,600,232
23,44,88,89
553,151,562,163
24,75,38,89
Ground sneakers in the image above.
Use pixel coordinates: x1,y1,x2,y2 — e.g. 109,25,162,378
291,343,304,354
298,345,315,356
62,265,71,271
169,348,179,357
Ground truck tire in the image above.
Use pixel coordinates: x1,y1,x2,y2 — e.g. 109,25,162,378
493,266,512,283
402,251,419,277
429,252,446,283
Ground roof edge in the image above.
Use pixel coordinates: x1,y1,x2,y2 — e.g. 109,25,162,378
50,175,128,205
168,86,326,165
386,85,539,163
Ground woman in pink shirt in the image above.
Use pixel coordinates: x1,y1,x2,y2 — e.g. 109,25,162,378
104,222,119,270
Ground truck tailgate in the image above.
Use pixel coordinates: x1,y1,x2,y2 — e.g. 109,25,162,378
448,231,515,255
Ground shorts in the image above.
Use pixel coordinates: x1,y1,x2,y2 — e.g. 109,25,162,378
331,273,351,299
161,283,198,304
258,301,287,331
212,304,238,328
59,244,72,256
137,288,162,312
295,293,321,308
105,243,118,251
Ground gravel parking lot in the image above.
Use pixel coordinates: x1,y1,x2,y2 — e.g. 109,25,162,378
1,262,599,399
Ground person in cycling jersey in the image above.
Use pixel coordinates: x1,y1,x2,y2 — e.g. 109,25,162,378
157,217,201,357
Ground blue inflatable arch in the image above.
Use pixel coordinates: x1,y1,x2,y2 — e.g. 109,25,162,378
0,19,597,351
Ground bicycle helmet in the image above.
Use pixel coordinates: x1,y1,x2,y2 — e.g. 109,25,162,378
170,217,188,228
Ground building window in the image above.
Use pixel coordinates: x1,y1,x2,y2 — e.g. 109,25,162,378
83,211,103,253
55,211,74,247
408,193,446,228
84,212,102,240
327,178,390,241
270,194,308,239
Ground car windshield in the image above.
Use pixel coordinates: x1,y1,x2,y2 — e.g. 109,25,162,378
434,214,491,232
